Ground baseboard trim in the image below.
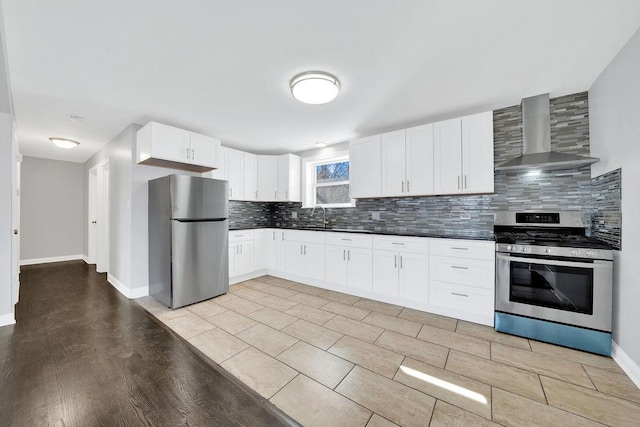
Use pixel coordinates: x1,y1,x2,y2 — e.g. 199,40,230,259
20,254,85,266
107,274,149,299
0,312,16,327
230,270,267,285
612,341,640,389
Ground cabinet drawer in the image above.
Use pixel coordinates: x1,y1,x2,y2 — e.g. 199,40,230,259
373,235,428,253
429,238,494,260
229,230,254,242
429,256,494,289
287,230,326,244
326,233,373,249
429,280,494,316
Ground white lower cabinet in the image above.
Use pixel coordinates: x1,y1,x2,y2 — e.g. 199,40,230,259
325,233,373,291
372,236,429,302
285,231,325,282
229,230,254,277
264,229,279,270
253,229,267,271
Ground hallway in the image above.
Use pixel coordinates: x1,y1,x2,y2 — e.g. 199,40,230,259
0,261,297,426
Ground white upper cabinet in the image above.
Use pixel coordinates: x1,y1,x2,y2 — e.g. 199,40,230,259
349,135,381,198
381,124,434,197
462,111,494,194
227,148,244,200
257,155,278,201
136,121,220,172
243,152,258,201
278,154,301,202
434,112,494,195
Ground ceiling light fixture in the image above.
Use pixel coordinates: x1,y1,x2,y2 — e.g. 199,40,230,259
69,115,83,122
290,71,340,104
49,137,80,149
315,142,327,148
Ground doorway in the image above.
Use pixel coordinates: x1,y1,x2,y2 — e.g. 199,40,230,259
88,159,109,273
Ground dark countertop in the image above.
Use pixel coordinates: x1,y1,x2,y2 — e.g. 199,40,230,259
229,226,495,241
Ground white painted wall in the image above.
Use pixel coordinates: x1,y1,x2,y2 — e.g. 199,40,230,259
20,156,84,262
589,27,640,383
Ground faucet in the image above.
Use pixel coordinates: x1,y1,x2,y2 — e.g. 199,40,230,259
310,205,328,228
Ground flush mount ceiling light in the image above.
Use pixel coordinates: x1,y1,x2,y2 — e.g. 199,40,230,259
290,71,340,104
49,137,80,149
315,142,327,148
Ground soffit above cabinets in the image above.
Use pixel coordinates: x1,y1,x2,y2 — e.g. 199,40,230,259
3,0,640,163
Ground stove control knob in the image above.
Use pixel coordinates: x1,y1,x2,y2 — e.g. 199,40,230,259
586,250,594,257
506,245,512,251
545,248,553,254
570,249,578,256
521,247,528,253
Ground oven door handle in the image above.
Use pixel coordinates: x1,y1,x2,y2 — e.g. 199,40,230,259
496,253,609,269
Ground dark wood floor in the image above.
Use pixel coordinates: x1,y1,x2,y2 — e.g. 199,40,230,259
0,261,298,426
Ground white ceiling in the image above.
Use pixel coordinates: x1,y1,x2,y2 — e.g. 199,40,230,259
3,0,640,163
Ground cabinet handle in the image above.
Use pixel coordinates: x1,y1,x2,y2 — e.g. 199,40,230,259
191,148,195,160
286,190,289,199
464,175,467,189
400,255,403,269
392,242,405,246
304,245,307,255
394,255,397,268
273,231,276,240
348,250,351,261
451,292,469,298
255,190,258,199
407,180,410,192
240,244,243,254
236,244,239,254
457,176,460,190
343,250,346,261
186,147,190,160
450,247,469,251
275,190,278,199
451,265,469,270
282,232,285,241
230,188,233,197
341,238,352,241
300,245,303,255
402,180,405,193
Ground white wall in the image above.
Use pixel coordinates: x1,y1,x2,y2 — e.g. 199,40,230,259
589,27,640,383
84,125,136,290
20,156,84,261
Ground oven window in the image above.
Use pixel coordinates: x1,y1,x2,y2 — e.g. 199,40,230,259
509,261,594,314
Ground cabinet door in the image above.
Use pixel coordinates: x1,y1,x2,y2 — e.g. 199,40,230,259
227,149,244,200
304,242,325,281
258,155,278,201
325,245,348,287
286,241,305,277
347,247,373,292
237,241,254,275
208,146,228,180
406,124,434,196
229,245,238,277
381,130,407,197
399,252,429,303
253,229,267,271
434,118,462,194
462,111,494,194
243,153,258,201
277,231,287,272
279,154,301,202
266,230,278,270
372,250,399,297
349,135,381,198
189,132,219,168
151,122,190,163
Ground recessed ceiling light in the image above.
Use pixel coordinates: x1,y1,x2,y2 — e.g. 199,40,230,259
315,142,327,148
290,71,340,104
49,137,80,149
69,115,83,122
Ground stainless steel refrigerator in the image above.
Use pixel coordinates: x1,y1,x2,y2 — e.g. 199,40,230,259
149,174,229,308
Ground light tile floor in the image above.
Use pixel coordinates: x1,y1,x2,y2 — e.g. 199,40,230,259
137,276,640,427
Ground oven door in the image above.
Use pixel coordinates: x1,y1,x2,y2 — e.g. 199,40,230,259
496,253,612,332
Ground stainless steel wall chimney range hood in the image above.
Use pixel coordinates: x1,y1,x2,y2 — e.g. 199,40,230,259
495,93,599,172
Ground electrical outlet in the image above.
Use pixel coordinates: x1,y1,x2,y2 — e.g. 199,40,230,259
371,212,381,220
292,211,298,219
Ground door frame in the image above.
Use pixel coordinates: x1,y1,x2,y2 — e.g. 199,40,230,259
88,159,109,273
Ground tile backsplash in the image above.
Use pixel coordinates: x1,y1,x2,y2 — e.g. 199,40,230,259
229,91,622,246
591,168,622,250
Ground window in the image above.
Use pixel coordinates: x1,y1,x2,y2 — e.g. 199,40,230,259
302,150,354,208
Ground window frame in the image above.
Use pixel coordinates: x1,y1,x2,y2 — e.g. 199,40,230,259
301,150,355,208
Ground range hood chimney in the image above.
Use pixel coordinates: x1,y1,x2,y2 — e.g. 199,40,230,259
495,93,599,172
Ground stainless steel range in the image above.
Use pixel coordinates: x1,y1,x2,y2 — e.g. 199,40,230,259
494,211,613,355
